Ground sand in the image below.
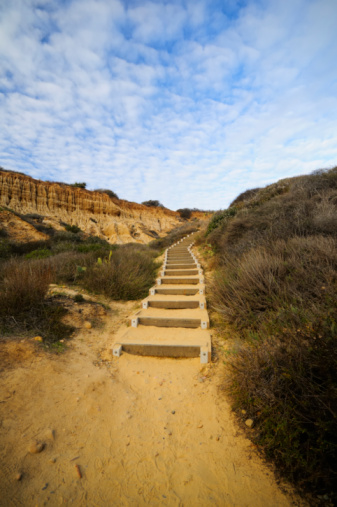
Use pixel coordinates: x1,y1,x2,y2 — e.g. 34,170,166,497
0,295,306,506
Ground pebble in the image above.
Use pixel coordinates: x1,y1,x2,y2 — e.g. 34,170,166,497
241,409,247,415
84,321,92,329
15,473,22,481
245,419,254,428
171,410,175,415
44,429,55,441
49,458,56,464
28,441,45,454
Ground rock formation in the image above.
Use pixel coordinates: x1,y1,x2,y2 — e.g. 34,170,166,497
0,169,189,244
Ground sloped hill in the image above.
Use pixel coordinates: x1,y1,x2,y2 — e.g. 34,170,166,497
201,166,337,501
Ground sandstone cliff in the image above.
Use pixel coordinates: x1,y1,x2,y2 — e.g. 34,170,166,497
0,170,184,244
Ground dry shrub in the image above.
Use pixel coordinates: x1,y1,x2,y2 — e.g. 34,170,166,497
227,325,337,495
82,245,159,300
0,259,73,343
45,250,107,283
0,259,52,318
212,235,337,331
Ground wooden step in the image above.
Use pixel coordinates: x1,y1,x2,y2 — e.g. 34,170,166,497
160,277,199,285
113,327,211,360
138,317,201,328
153,287,200,295
165,262,196,269
164,269,199,276
147,300,199,309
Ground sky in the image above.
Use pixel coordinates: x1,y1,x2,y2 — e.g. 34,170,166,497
0,0,337,211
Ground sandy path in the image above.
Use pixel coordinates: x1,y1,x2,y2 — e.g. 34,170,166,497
0,300,305,506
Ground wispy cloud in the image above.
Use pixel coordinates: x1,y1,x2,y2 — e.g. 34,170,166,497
1,0,337,210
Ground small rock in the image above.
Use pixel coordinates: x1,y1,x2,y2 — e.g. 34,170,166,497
84,321,92,329
49,458,56,464
245,419,254,428
15,472,22,481
34,336,43,342
28,441,44,454
171,410,175,415
44,429,55,440
197,424,203,429
241,409,247,415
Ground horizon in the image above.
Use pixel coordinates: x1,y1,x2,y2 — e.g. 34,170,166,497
1,0,337,210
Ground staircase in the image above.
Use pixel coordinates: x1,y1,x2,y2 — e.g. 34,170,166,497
112,234,211,363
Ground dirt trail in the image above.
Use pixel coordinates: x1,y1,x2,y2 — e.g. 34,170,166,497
0,297,306,506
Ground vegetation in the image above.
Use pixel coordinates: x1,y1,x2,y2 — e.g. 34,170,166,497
177,208,192,219
64,224,82,234
71,182,86,189
0,259,74,343
82,244,159,300
141,200,164,208
0,212,174,341
200,166,337,501
95,188,119,199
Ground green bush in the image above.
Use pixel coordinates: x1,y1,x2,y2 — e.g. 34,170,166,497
65,224,81,234
95,188,119,199
177,208,192,219
206,208,237,235
0,240,11,259
141,200,163,207
72,182,86,189
25,249,52,260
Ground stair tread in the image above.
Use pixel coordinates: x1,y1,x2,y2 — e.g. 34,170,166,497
115,325,211,349
133,308,208,320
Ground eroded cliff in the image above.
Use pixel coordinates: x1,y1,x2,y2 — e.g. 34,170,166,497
0,170,183,244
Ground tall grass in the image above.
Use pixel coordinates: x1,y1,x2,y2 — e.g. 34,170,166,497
0,259,52,318
0,259,73,342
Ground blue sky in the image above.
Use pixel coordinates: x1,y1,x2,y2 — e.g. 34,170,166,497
1,0,337,210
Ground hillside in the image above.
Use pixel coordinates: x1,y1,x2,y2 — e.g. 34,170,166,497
0,168,191,244
198,166,337,502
